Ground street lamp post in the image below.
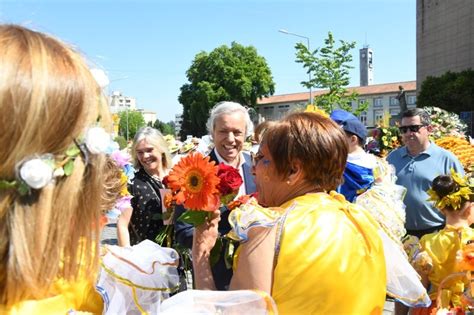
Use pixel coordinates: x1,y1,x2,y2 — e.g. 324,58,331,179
126,104,129,142
278,29,313,105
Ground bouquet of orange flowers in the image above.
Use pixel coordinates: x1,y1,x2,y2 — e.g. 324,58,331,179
164,152,243,226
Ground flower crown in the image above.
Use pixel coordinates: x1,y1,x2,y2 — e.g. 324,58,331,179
427,169,473,211
0,127,113,196
106,149,135,219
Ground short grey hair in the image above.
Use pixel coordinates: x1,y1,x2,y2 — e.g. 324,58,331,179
402,108,431,126
131,127,172,170
206,101,254,137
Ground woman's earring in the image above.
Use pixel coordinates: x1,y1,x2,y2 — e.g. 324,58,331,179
286,180,291,185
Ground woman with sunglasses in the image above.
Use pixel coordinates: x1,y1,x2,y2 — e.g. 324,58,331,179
192,112,387,314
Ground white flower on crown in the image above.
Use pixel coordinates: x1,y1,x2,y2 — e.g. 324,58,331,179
19,158,54,189
85,127,111,154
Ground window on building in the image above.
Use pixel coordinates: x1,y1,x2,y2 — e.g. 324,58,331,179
390,108,399,116
373,97,383,107
358,111,367,126
407,95,417,105
374,110,384,125
359,99,366,105
389,96,399,106
277,105,290,120
263,106,274,120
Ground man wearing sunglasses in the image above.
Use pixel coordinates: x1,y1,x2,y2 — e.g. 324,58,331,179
387,108,464,239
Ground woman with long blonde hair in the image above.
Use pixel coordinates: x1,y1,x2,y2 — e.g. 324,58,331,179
0,24,111,313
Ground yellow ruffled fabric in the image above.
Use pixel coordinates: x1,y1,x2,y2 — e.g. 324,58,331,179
270,192,386,314
419,226,474,307
2,277,103,314
241,192,386,314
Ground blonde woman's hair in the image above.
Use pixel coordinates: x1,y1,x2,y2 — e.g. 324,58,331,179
131,127,172,170
0,24,111,306
102,157,126,213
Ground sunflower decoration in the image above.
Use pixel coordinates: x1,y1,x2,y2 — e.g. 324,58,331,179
427,169,473,211
166,152,220,212
370,126,401,157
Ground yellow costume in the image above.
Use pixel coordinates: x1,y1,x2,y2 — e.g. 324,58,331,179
418,226,474,307
230,192,387,314
1,277,103,314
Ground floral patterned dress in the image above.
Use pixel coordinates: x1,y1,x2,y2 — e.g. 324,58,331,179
128,168,164,245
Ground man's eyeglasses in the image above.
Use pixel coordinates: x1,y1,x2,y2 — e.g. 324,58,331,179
398,125,426,134
250,151,264,168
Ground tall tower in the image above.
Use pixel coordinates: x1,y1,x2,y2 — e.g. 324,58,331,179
359,46,374,86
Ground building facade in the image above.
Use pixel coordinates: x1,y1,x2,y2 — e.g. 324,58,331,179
256,81,417,127
174,114,183,137
109,91,137,114
417,0,474,85
137,109,157,126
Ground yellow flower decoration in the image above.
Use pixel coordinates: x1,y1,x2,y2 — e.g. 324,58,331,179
305,104,329,117
427,168,473,211
120,172,129,196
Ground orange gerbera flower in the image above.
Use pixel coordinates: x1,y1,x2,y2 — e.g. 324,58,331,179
166,152,220,211
164,192,174,209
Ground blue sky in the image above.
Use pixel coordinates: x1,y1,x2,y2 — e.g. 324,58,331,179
0,0,415,122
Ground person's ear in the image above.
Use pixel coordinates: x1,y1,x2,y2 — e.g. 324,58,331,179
287,160,304,186
351,135,359,146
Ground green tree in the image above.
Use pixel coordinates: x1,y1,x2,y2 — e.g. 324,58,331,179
417,69,474,114
179,42,275,138
294,32,368,115
114,135,127,149
118,110,146,141
153,119,176,135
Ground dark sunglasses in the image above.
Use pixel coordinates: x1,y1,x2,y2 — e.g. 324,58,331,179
250,151,264,168
398,124,426,133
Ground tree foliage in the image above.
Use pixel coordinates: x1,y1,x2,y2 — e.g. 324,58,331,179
153,119,176,135
114,135,127,149
417,69,474,114
294,32,368,115
179,42,275,138
118,110,146,141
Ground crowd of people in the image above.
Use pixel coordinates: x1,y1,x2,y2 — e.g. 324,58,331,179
1,24,473,315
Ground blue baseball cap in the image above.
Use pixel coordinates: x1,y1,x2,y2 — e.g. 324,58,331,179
329,109,358,124
342,118,367,142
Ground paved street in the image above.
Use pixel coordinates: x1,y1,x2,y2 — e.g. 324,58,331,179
100,218,118,245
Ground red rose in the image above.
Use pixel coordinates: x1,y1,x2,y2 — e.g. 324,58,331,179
162,175,169,187
216,163,243,195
